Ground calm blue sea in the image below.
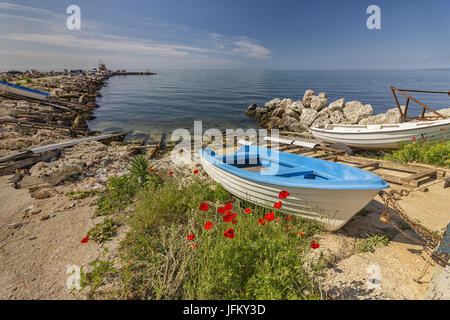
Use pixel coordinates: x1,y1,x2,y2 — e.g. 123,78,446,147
88,69,450,135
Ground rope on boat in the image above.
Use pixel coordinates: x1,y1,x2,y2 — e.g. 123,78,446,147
378,190,448,267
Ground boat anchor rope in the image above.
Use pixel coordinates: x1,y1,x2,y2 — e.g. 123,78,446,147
378,190,448,267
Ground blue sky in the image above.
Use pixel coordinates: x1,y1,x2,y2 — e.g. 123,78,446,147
0,0,449,70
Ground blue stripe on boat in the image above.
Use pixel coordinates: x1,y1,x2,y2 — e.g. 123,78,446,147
200,145,389,190
0,80,50,97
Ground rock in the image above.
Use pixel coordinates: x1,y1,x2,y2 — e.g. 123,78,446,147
384,108,402,124
40,214,50,221
343,101,373,124
264,98,281,110
255,107,269,118
278,98,293,109
288,100,305,113
318,92,327,99
424,108,450,119
317,107,331,118
424,264,450,300
72,115,88,128
8,222,22,229
311,115,332,128
299,108,318,127
302,90,315,107
359,114,386,125
29,208,42,215
30,161,83,186
281,116,298,129
310,96,328,111
17,176,51,189
271,107,285,118
31,188,52,199
288,123,308,132
263,117,281,129
328,98,345,112
78,94,88,104
245,103,257,117
284,108,301,120
329,110,346,124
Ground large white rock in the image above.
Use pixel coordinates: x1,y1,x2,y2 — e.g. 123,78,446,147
310,96,328,111
329,110,346,124
288,100,305,113
302,90,315,107
284,108,301,120
384,108,402,124
264,98,281,110
359,114,386,125
278,98,293,109
299,108,318,127
328,98,345,112
311,115,331,128
343,101,373,124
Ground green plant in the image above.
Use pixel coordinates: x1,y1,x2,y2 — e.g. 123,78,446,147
88,218,116,243
128,154,152,184
385,141,450,167
358,234,390,253
25,77,31,84
80,258,116,299
94,175,138,217
1,77,6,82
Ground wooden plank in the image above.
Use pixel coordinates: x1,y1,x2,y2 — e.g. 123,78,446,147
355,161,380,169
0,118,89,132
0,151,59,176
401,170,437,186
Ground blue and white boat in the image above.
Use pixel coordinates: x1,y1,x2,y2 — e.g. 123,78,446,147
0,80,50,101
200,145,389,231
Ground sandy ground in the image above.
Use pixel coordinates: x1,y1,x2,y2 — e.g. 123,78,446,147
317,181,449,300
0,174,123,299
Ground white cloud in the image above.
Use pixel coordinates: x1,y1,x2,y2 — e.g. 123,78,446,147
0,2,272,68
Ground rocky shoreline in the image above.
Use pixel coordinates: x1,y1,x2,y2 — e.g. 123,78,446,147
246,89,450,132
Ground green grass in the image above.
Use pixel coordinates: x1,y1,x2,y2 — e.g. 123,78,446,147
80,258,116,299
116,176,325,300
384,141,450,168
358,234,390,253
88,218,116,243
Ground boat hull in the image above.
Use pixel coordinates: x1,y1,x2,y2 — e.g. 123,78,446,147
0,81,50,101
310,120,450,149
200,155,380,231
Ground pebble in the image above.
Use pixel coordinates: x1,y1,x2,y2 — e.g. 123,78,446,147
39,214,50,221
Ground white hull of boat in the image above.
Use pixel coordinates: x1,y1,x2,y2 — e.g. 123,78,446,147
200,155,380,231
310,119,450,149
0,82,49,101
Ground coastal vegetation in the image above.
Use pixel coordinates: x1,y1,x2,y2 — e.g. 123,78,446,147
80,155,327,300
384,141,450,168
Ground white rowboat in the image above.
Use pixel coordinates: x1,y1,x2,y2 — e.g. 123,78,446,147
310,119,450,149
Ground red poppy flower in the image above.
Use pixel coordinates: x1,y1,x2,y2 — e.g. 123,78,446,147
412,137,416,140
187,234,195,241
169,171,174,175
258,218,266,225
274,201,282,209
150,168,155,172
244,208,251,214
81,236,89,243
232,218,237,225
311,240,320,249
279,190,290,199
223,214,233,222
217,206,226,214
204,221,213,230
264,212,275,221
193,169,199,174
286,216,293,221
199,203,209,211
423,139,427,142
224,202,233,210
224,228,235,239
276,217,280,222
441,128,446,131
193,242,198,248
